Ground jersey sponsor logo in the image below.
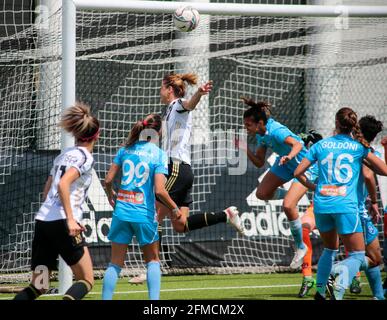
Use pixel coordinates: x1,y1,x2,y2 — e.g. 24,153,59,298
64,154,80,165
117,189,144,204
320,185,347,197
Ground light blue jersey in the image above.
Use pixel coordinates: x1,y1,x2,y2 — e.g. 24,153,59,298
306,134,370,215
256,118,316,182
112,141,168,223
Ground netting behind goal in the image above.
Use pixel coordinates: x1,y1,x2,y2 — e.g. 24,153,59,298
1,0,387,284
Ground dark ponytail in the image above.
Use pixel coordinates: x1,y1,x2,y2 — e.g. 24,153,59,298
242,97,271,124
359,115,383,143
125,113,162,147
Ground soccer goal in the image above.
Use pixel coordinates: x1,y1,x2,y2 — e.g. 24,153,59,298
1,0,387,291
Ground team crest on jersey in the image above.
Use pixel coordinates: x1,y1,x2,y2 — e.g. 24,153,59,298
117,190,144,204
64,154,79,165
368,224,376,235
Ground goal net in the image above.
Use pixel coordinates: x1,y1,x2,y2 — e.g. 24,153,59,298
1,0,387,284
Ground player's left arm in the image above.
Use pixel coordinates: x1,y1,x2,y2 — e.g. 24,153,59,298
182,80,213,111
364,152,387,176
363,165,380,223
280,136,303,165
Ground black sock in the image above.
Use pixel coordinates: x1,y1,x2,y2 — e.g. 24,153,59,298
13,284,41,300
63,280,92,300
184,212,227,232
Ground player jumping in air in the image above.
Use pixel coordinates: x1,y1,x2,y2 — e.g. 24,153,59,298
239,98,319,269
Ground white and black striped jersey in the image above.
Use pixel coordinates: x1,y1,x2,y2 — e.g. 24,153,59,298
162,98,192,165
35,146,94,222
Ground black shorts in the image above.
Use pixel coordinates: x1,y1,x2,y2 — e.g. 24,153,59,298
31,219,86,271
159,160,194,207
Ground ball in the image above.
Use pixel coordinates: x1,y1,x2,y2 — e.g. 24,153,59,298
173,6,200,32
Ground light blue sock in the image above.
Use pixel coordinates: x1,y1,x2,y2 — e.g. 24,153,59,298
147,261,161,300
316,248,338,297
102,263,121,300
332,255,367,275
289,218,305,250
365,266,385,300
359,256,369,272
334,251,365,300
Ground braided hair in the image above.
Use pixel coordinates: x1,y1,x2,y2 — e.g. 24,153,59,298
336,107,370,148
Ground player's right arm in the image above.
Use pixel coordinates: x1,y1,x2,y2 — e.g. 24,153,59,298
105,163,120,207
154,174,182,220
248,146,266,168
42,176,53,201
58,167,84,236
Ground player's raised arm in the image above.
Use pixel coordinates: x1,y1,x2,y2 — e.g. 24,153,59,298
183,80,213,111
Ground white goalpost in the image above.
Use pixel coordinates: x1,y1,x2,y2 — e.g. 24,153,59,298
1,0,387,293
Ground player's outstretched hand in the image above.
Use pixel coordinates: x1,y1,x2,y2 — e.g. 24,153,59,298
198,80,213,96
381,136,387,147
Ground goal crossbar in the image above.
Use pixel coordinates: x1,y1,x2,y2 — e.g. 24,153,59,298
73,0,387,17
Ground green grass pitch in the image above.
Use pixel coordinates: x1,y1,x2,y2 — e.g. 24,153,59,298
0,272,376,300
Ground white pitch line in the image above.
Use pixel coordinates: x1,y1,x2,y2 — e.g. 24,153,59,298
0,282,370,300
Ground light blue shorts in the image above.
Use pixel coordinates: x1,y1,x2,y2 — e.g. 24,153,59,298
360,215,378,246
270,156,318,183
315,212,363,235
108,215,159,247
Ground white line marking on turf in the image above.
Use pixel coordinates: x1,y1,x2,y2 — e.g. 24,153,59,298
0,284,299,299
0,282,370,300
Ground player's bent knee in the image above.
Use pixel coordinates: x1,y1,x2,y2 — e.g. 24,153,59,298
172,220,186,233
256,189,272,201
282,202,293,213
367,253,382,267
175,225,186,233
